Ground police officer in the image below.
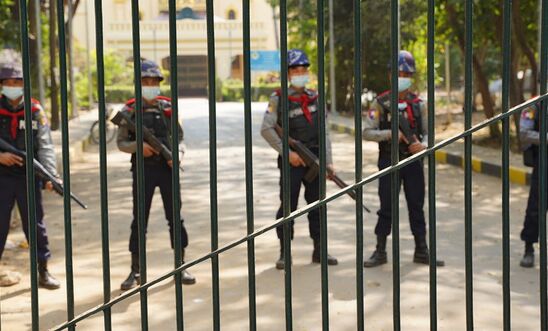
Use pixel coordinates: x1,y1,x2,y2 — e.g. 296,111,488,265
362,50,444,268
0,63,60,289
261,49,338,270
117,60,195,289
518,103,544,268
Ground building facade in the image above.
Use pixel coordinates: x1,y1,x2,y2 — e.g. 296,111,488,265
73,0,279,96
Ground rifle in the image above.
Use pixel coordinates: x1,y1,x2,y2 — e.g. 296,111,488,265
0,137,88,209
274,124,371,213
398,111,420,148
111,111,183,171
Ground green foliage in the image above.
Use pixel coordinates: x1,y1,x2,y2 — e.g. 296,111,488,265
0,0,18,49
221,79,279,102
75,51,134,108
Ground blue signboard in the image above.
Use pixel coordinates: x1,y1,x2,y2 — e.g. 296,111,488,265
250,51,280,71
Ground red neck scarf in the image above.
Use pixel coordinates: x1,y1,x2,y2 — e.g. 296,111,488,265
288,93,319,124
0,102,40,139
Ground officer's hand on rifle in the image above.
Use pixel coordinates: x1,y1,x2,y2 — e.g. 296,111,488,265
0,152,23,167
408,142,426,154
45,178,61,192
327,164,336,180
398,130,409,144
143,143,159,158
289,151,306,167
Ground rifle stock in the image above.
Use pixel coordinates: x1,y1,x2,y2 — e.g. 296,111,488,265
0,138,88,209
273,124,370,213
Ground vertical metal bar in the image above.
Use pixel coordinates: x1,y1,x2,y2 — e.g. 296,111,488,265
56,0,75,329
463,0,474,329
17,0,39,329
129,0,149,329
33,0,45,104
353,0,364,329
279,0,293,329
93,0,112,328
501,1,512,330
317,0,329,327
538,1,548,329
205,1,220,329
67,0,77,118
167,0,185,330
389,0,400,330
242,0,257,329
426,1,437,330
328,0,336,114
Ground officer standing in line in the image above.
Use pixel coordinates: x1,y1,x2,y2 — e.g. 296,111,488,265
362,50,444,268
117,60,195,289
0,63,60,289
518,102,544,268
261,49,338,270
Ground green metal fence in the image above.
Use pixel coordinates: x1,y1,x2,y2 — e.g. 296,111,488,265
6,0,548,330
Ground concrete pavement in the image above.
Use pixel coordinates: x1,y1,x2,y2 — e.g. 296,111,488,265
0,100,543,330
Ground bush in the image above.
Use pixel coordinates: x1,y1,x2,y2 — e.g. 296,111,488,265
221,80,279,102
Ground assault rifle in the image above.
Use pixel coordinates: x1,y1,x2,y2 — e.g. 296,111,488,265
111,111,183,171
274,124,371,213
0,138,88,209
397,112,420,148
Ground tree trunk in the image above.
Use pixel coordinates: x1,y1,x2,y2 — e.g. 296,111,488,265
49,0,59,130
446,2,500,138
513,0,537,94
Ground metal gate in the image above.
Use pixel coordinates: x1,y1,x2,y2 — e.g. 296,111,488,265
5,0,548,330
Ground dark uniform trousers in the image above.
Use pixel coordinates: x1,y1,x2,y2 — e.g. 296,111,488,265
129,162,188,254
275,155,321,242
0,175,51,262
376,157,426,237
521,164,546,243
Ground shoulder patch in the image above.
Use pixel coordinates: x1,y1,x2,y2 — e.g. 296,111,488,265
522,107,536,120
368,108,379,120
36,108,48,126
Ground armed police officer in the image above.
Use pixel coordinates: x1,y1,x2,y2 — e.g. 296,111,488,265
518,101,546,268
362,50,444,268
261,49,338,270
117,60,195,289
0,63,60,289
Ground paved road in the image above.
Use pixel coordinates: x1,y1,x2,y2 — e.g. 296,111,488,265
0,99,542,330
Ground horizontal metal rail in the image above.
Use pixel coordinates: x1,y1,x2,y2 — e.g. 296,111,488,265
51,91,548,331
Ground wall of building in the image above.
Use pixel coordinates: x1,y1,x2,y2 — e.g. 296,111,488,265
72,0,279,81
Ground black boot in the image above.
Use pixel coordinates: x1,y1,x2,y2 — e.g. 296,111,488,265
413,235,445,267
520,242,535,268
121,253,140,291
312,240,338,265
364,235,388,268
180,249,196,285
38,260,60,290
276,240,292,270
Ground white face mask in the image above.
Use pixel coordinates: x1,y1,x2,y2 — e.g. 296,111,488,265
2,86,24,101
142,86,160,100
398,77,412,92
290,74,310,88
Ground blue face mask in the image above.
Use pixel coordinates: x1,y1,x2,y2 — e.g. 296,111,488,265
2,86,24,101
290,74,310,88
398,77,412,92
142,86,160,100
